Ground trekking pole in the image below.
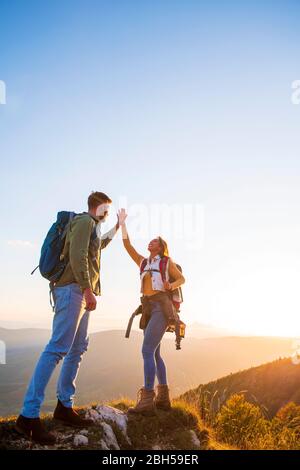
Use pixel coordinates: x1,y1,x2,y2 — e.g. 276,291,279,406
125,305,142,338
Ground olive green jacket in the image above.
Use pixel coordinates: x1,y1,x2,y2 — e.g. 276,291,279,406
55,212,117,295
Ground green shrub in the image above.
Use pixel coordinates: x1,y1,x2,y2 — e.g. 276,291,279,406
215,394,270,449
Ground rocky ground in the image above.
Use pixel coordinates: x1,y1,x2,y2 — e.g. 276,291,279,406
0,399,211,450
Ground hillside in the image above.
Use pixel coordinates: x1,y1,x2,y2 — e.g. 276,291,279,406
0,327,295,416
181,357,300,418
2,357,300,450
178,358,300,450
0,399,212,451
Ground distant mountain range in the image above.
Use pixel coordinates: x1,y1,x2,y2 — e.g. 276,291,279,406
186,322,238,338
0,321,235,337
0,327,296,416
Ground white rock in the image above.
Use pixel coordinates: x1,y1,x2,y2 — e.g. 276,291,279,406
73,434,89,446
85,404,132,448
96,405,131,444
189,430,201,448
101,422,120,450
60,433,74,441
80,429,89,435
85,408,101,422
99,439,109,450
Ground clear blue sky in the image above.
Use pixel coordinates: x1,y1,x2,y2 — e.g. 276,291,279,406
0,0,300,335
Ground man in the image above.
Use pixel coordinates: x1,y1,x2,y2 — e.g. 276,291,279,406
16,191,125,444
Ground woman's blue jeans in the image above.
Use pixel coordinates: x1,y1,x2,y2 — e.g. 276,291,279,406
21,283,89,418
142,300,168,390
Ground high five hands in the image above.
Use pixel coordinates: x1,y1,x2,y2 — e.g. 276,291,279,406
117,208,127,226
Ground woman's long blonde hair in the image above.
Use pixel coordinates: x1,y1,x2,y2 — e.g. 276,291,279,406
158,236,169,257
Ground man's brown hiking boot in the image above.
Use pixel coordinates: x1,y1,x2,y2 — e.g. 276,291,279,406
53,399,94,428
155,384,171,411
15,415,56,445
128,387,156,416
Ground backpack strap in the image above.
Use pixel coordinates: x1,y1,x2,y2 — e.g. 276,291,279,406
141,256,169,281
159,256,170,282
69,213,98,243
49,282,55,312
140,258,148,276
62,211,76,238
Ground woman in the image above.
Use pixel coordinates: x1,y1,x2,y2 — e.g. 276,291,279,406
118,209,185,416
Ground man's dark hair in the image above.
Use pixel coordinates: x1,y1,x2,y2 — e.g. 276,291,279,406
88,191,112,209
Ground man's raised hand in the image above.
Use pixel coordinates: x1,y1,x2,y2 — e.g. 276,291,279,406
118,208,127,226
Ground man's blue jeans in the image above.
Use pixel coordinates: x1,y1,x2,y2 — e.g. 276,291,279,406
142,300,168,390
21,283,90,418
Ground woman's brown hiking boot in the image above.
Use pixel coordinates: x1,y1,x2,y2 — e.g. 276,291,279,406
155,384,171,411
128,387,156,416
15,415,56,445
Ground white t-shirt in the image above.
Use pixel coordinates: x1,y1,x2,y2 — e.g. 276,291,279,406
140,255,170,293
